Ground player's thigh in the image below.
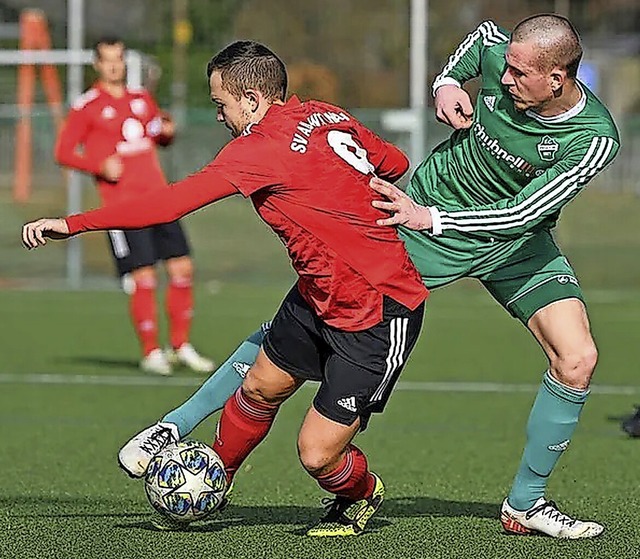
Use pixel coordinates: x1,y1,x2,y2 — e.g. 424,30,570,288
153,221,191,263
261,284,326,382
314,297,424,430
107,228,158,277
480,231,584,324
399,227,476,289
242,348,303,404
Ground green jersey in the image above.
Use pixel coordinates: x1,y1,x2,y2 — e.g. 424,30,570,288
408,20,620,241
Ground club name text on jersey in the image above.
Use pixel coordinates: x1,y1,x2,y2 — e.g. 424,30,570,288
290,110,351,153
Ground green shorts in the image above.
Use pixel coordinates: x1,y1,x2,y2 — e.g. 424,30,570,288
400,228,584,324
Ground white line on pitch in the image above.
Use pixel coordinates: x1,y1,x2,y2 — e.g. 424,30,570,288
0,373,639,395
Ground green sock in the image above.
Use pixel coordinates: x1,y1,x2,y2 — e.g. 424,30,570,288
162,323,269,437
508,370,589,511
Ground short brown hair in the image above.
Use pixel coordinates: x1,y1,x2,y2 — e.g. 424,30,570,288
207,41,287,102
93,36,124,59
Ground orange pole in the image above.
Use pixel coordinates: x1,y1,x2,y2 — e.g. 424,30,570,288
13,10,41,203
36,13,64,131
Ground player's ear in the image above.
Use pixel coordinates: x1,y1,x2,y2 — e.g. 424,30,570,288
550,68,566,96
245,90,260,113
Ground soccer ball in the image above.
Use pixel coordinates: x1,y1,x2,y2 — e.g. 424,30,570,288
144,439,227,524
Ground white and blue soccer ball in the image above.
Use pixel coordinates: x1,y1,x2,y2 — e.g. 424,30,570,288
144,439,227,524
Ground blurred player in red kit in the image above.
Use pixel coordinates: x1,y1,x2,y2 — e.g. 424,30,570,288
54,37,213,376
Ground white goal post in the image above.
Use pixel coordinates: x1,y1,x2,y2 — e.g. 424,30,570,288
0,49,147,86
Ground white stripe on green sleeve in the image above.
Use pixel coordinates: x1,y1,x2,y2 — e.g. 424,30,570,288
432,21,509,94
436,136,619,239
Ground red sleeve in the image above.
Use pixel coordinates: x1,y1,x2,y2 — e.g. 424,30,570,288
355,123,409,182
65,164,238,234
209,134,285,197
54,107,103,175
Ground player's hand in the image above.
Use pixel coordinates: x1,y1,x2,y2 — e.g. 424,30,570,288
152,111,176,147
369,177,433,230
434,85,474,129
100,154,123,182
159,111,176,139
22,218,70,249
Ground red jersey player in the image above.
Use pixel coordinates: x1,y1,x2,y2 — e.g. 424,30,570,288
54,37,213,376
23,41,428,536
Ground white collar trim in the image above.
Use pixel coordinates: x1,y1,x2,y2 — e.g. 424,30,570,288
525,83,586,123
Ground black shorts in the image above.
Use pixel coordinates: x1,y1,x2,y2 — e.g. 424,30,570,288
107,221,190,277
262,285,425,429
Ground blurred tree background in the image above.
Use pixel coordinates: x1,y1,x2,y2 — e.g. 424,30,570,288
1,0,638,111
0,0,639,287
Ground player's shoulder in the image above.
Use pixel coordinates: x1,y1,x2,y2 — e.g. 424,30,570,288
579,87,620,143
71,88,101,111
304,98,350,115
473,20,510,47
297,99,357,128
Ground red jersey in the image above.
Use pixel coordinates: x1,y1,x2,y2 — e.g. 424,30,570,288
55,83,169,205
67,96,428,330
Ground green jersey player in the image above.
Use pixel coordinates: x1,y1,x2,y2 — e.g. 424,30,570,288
93,14,618,539
371,14,618,538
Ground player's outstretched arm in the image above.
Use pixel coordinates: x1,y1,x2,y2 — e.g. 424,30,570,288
22,218,70,249
369,177,435,231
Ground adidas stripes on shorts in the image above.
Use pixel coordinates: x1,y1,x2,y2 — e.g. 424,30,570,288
262,284,424,429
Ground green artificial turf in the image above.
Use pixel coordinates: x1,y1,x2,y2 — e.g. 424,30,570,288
1,284,640,559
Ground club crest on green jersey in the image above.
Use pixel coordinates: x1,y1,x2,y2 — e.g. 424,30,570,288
537,136,559,161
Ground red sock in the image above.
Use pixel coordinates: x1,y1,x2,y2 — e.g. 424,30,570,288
129,277,158,356
315,445,375,501
212,388,279,480
166,276,193,349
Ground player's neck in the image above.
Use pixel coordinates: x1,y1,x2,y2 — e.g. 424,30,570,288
99,80,126,99
533,81,582,118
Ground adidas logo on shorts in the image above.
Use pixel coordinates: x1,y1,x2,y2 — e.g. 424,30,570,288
337,396,357,413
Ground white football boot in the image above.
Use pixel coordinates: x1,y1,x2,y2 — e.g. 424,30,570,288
500,497,604,539
118,422,180,478
167,343,215,373
140,348,172,376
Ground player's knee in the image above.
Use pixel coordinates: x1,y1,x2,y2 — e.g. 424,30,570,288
130,268,157,291
241,372,285,406
297,438,338,477
169,274,192,288
167,256,193,280
552,343,598,388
